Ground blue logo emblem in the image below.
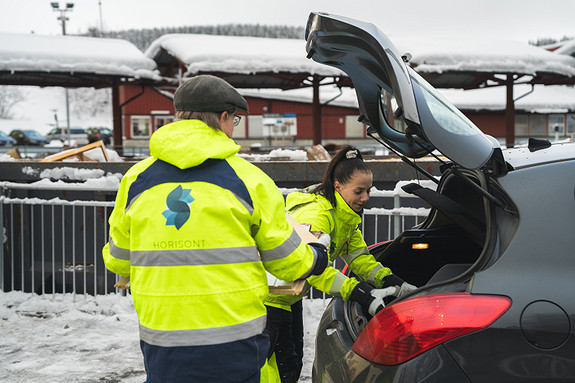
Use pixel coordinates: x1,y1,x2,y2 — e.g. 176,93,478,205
162,185,194,230
329,242,337,255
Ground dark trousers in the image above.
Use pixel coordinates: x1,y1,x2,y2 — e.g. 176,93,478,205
264,300,304,383
141,333,269,383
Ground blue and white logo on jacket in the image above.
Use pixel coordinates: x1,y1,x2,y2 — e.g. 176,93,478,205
162,185,194,230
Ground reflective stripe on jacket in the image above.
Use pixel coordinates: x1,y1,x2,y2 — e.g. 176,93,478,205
102,119,319,348
265,189,392,308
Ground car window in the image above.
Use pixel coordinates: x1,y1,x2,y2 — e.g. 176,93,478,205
380,85,408,133
412,76,480,137
24,130,42,137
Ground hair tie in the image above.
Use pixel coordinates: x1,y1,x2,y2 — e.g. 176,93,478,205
346,149,358,159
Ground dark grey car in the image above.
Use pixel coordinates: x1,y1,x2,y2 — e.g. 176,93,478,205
306,12,575,382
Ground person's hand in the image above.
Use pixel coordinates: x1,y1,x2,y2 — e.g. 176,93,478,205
349,282,397,316
380,274,418,297
316,233,331,249
396,282,417,297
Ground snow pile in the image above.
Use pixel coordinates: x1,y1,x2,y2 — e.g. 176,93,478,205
0,291,145,383
269,148,308,161
0,291,328,382
238,148,309,162
0,153,17,162
37,167,106,181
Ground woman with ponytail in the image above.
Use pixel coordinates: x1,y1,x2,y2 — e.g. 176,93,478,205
264,145,416,383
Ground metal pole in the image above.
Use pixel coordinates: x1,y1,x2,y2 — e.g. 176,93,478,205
65,89,71,146
312,76,321,146
0,197,4,291
98,0,104,36
52,2,73,145
505,74,515,149
62,12,71,146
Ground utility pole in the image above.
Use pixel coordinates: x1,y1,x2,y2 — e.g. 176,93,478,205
98,0,104,36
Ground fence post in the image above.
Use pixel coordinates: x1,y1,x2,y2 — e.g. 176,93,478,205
0,197,4,291
393,194,401,238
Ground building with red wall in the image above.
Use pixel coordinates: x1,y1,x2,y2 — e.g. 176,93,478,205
119,84,367,148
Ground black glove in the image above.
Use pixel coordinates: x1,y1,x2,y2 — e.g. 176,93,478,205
307,241,328,276
349,282,396,316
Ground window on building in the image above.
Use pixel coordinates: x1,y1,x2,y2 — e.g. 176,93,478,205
567,114,575,135
514,115,529,136
529,115,547,136
131,116,151,137
155,116,174,131
548,114,565,135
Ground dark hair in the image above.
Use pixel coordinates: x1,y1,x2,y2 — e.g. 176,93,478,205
312,145,371,207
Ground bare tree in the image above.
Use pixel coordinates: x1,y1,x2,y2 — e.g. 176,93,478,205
68,87,112,121
0,86,27,119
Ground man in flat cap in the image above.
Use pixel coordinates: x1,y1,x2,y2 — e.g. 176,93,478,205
103,75,329,383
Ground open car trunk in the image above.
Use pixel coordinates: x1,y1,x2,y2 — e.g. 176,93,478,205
343,165,517,338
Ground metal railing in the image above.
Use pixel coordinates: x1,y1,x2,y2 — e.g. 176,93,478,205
1,182,430,299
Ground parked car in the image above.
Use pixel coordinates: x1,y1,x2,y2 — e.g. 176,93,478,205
86,127,112,145
306,12,575,382
9,129,49,146
46,127,89,146
0,130,16,146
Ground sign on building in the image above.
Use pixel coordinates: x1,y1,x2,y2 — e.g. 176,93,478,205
263,113,297,138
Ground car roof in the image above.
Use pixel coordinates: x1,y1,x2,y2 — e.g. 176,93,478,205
505,141,575,169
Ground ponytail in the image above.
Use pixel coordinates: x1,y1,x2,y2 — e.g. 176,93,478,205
312,145,370,207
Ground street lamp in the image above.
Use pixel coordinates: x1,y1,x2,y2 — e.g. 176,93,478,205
50,2,74,35
50,2,74,145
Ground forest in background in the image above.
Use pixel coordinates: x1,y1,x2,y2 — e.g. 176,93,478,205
81,23,573,51
84,24,305,51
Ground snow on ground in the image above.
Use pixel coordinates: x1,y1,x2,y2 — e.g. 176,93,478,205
0,290,329,382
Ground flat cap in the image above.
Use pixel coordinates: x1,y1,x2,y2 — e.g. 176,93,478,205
174,75,248,113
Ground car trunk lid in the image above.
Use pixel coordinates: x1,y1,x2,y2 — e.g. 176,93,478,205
305,12,499,171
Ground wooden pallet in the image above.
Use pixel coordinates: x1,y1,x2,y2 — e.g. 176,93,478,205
41,140,109,162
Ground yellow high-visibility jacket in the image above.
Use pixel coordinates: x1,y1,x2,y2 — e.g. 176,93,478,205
266,189,393,309
102,119,320,348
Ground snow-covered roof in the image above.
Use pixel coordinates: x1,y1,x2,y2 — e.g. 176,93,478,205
144,33,345,77
396,37,575,87
143,33,575,91
0,32,159,82
2,31,575,90
553,39,575,57
240,86,359,109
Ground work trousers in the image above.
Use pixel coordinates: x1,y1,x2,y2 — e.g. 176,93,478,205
141,333,269,383
264,300,304,383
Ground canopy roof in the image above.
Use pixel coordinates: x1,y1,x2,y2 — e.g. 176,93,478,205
397,37,575,89
2,31,575,148
0,32,159,88
144,33,346,89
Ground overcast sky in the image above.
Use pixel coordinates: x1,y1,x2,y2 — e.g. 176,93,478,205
1,0,574,44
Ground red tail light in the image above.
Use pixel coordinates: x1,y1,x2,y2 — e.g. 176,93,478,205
352,292,511,365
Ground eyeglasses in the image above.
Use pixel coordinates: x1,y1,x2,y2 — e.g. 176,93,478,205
233,114,242,126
